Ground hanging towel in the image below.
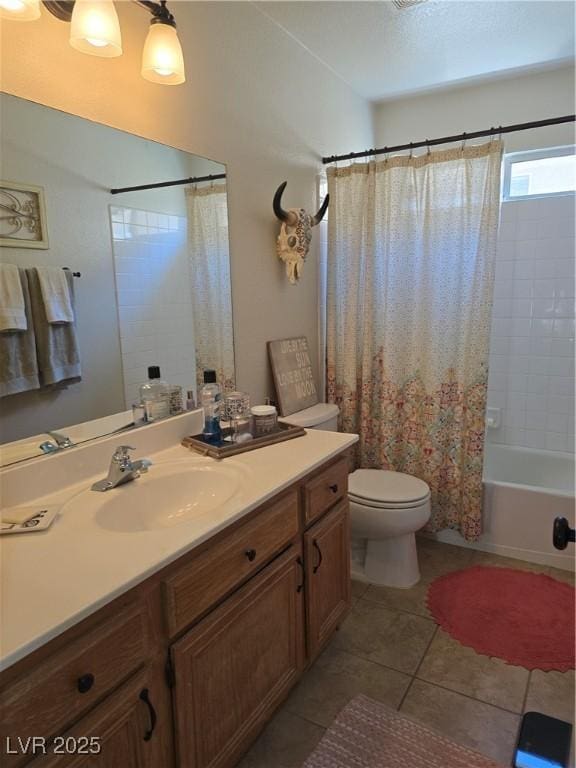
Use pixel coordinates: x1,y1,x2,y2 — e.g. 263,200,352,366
0,268,40,397
0,263,27,331
27,268,82,387
35,266,74,323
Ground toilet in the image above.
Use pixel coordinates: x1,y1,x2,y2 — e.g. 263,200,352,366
280,403,431,588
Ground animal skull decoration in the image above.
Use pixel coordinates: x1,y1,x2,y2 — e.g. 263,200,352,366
273,181,329,284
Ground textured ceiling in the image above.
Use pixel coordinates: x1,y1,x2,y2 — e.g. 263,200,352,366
255,1,575,102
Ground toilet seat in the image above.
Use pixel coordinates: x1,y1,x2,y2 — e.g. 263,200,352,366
348,493,431,510
349,469,430,506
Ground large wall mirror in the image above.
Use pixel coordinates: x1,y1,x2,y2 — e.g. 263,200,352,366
0,93,234,467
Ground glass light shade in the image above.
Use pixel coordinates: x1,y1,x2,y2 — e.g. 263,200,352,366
0,0,40,21
141,22,185,85
70,0,122,58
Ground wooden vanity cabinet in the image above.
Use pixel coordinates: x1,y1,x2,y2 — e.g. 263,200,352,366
0,452,351,768
171,545,305,768
304,499,351,661
34,669,169,768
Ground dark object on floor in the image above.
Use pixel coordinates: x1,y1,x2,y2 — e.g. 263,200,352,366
553,517,576,550
427,566,575,671
514,711,573,768
302,694,505,767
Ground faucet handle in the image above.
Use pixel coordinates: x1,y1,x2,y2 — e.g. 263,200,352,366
112,445,136,463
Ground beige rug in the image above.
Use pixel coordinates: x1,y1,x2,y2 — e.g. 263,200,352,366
302,695,506,767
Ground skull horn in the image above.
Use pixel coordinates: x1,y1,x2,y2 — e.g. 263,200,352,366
312,194,330,226
273,181,297,225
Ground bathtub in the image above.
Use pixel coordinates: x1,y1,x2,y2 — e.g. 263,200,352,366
433,444,575,571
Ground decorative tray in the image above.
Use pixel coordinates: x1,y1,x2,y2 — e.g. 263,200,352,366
181,422,306,459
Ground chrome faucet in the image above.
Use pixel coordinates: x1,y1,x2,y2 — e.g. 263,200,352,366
39,431,76,454
91,445,152,492
49,431,76,449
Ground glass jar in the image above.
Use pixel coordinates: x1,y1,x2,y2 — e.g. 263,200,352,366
251,404,278,437
223,391,252,443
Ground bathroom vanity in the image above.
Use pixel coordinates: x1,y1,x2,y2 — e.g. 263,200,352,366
0,418,357,767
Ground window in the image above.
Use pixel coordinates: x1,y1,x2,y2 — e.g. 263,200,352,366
502,146,576,201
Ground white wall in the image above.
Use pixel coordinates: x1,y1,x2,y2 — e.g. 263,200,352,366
373,65,575,153
0,1,373,406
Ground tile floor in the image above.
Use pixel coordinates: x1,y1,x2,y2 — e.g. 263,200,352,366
237,538,575,768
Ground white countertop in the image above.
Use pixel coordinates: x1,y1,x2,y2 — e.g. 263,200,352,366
0,429,357,672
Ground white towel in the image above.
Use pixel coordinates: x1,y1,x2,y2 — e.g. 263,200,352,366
0,263,27,331
36,266,74,324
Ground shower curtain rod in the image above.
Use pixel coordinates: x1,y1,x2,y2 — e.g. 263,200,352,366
322,115,575,165
110,172,227,195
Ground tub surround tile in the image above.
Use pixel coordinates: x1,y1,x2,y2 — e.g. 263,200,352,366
488,197,575,453
417,630,530,713
400,679,521,765
284,645,410,728
333,599,437,675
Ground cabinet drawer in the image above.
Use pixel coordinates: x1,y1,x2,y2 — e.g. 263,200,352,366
164,489,300,637
303,457,348,526
0,606,149,766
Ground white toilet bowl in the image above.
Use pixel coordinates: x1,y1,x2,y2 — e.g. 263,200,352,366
279,402,431,589
349,469,431,588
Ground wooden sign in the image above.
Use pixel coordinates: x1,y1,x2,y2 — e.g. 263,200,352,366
267,336,319,417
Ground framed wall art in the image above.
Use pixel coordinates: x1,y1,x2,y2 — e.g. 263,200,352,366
0,181,49,249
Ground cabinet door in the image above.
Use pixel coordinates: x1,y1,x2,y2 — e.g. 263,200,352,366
304,499,351,661
34,671,172,768
171,546,305,768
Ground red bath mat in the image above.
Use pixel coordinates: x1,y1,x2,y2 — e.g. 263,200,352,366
427,566,575,671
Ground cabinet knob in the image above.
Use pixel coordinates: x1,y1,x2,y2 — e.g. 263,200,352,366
245,548,257,562
77,673,95,694
329,484,338,494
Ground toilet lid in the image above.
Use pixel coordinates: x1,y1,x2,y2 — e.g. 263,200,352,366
278,403,339,428
349,469,430,505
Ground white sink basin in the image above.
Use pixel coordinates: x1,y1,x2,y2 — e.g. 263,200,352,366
62,459,248,532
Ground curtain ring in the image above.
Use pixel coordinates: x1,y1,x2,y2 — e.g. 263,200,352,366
488,127,495,143
408,142,414,160
426,139,431,156
498,126,503,142
461,132,467,152
383,147,389,164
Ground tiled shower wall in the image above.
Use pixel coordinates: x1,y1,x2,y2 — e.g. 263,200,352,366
487,195,575,453
111,206,196,409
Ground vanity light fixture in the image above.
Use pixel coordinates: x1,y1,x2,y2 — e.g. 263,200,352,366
0,0,186,84
0,0,40,20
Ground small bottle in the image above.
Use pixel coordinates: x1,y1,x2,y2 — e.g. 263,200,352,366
201,370,222,443
140,366,170,422
186,390,196,411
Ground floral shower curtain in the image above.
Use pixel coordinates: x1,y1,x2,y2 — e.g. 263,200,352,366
326,141,502,540
187,184,235,393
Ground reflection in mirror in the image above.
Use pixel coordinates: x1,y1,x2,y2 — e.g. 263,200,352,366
0,93,234,467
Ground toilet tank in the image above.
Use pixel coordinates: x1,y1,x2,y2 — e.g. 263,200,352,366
278,403,339,431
